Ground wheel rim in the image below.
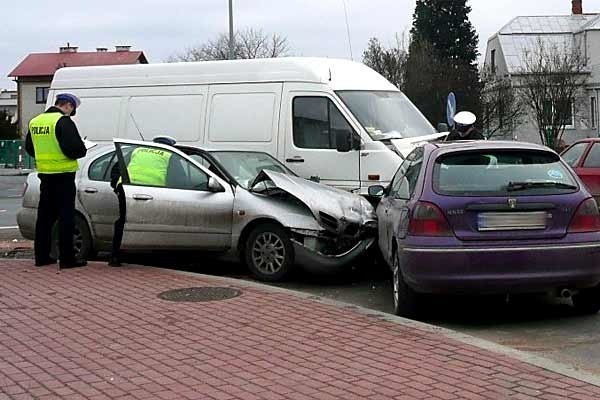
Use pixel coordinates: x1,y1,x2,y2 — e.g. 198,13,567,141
393,256,400,311
251,232,286,275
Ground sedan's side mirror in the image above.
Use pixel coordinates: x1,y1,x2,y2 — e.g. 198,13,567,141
336,130,352,153
368,185,386,198
208,177,225,193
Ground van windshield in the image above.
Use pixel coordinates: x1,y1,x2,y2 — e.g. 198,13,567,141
336,90,436,140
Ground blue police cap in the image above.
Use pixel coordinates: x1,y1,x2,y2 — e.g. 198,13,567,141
56,93,81,108
152,136,177,146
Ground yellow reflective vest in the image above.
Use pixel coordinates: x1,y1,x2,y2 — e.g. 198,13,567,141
127,147,172,186
29,113,78,174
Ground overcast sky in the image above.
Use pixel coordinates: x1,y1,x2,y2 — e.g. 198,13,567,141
2,0,598,90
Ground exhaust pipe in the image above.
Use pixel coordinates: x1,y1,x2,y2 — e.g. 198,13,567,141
560,288,572,298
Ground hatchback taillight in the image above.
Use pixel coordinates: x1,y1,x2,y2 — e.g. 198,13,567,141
408,201,453,237
568,198,600,233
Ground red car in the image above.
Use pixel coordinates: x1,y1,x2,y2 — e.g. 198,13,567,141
561,139,600,203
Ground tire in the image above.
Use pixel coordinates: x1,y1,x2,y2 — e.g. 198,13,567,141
392,252,422,319
50,215,94,261
244,223,294,282
572,285,600,315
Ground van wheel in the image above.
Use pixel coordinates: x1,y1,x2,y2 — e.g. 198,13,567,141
50,215,94,261
244,223,294,282
392,253,421,319
572,285,600,315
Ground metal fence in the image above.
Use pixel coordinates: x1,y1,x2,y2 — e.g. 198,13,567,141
0,140,35,169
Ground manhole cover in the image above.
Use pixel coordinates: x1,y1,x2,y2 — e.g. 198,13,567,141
158,287,241,302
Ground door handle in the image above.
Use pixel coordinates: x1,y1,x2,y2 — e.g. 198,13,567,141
83,188,98,194
132,194,153,201
286,158,305,163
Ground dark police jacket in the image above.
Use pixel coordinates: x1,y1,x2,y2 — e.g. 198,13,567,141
445,128,485,141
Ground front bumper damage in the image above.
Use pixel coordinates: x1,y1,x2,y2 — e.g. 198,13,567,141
290,224,377,272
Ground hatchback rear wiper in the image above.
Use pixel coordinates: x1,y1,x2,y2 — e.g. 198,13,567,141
506,181,578,192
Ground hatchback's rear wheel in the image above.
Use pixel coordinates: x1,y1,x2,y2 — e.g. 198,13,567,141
244,223,294,282
572,285,600,315
392,253,422,319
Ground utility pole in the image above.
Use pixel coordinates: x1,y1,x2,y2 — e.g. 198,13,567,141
228,0,235,60
341,0,353,60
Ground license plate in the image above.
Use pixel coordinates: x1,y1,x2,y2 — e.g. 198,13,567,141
478,212,548,231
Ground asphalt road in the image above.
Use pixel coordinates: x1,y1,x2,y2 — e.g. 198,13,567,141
3,172,600,377
0,175,26,236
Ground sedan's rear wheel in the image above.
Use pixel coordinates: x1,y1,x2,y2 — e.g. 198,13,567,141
572,285,600,315
244,223,294,282
393,253,421,319
50,215,93,261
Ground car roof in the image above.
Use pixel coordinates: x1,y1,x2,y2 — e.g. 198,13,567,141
426,140,554,156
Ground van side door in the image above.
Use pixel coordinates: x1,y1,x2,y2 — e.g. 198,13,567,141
282,88,361,192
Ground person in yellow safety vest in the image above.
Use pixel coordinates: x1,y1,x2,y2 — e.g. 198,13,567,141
25,93,88,269
107,136,179,267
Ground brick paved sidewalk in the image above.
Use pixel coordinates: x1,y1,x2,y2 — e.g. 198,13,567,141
1,260,599,400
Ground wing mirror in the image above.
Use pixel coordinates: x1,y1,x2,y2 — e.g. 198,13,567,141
368,185,386,198
208,177,225,193
437,123,449,133
336,130,352,152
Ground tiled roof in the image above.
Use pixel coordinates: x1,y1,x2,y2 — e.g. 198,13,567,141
8,51,148,78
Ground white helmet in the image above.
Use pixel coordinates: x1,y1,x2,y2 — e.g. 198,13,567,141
454,111,477,136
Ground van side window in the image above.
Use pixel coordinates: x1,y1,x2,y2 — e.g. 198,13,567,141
293,97,354,149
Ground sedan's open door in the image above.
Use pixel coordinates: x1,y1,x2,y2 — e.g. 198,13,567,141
113,139,234,251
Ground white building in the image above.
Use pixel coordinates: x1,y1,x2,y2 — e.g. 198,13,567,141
484,0,600,145
0,89,17,123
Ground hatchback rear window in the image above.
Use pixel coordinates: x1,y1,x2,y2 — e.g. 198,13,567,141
433,150,578,196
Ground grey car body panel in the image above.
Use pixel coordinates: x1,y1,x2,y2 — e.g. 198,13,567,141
251,170,377,232
18,142,376,271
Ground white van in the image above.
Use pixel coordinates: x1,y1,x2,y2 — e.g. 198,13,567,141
49,57,445,195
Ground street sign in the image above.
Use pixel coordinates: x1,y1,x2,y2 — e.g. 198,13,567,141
447,92,456,127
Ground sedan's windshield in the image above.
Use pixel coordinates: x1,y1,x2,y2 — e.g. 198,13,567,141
209,151,293,189
336,90,436,140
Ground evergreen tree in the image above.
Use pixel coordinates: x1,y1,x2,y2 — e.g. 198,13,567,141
404,0,481,126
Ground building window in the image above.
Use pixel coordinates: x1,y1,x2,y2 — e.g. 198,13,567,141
543,100,575,129
36,87,49,104
491,49,496,73
591,97,597,128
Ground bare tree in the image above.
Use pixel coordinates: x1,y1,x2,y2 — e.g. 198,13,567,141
168,28,289,62
480,67,526,139
517,39,589,150
362,34,407,90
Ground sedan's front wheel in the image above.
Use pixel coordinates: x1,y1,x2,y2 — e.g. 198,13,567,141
244,223,294,282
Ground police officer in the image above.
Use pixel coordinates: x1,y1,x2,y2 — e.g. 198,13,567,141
108,136,178,267
445,111,485,141
25,93,87,268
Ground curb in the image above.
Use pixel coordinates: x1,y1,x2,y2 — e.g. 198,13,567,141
163,267,600,387
0,169,32,176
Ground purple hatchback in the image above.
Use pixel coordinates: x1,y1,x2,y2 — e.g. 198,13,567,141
369,141,600,318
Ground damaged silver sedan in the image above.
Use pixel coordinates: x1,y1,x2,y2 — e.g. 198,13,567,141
18,139,376,281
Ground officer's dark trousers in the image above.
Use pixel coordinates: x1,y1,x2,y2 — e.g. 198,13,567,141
35,172,77,264
111,184,126,259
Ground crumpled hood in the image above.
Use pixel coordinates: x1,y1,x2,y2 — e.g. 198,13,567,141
250,170,376,233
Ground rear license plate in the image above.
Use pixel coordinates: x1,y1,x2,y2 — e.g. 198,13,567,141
478,212,548,231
